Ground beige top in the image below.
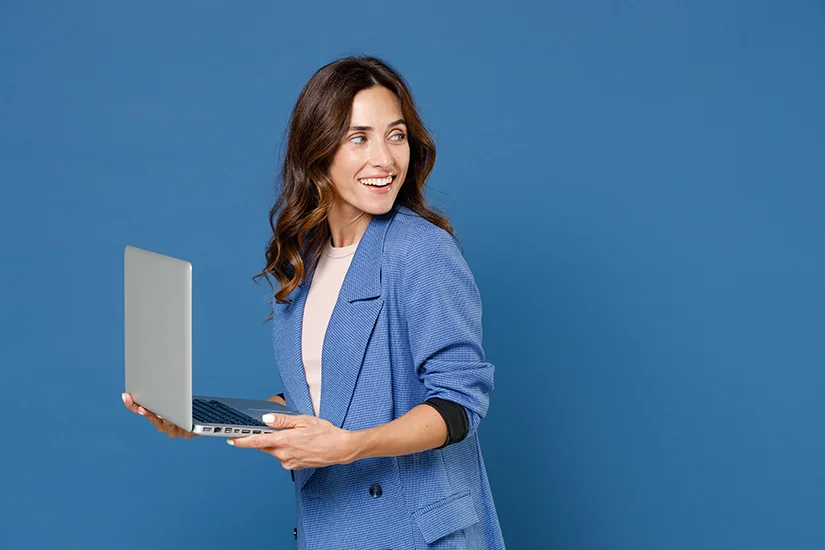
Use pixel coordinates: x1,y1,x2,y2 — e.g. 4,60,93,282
301,236,360,416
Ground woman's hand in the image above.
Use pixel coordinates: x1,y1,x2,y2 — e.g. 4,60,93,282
122,392,197,439
227,414,357,470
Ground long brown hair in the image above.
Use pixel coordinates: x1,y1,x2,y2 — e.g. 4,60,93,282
254,56,455,307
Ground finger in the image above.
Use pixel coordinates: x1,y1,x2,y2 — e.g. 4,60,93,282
158,419,187,438
122,393,142,415
273,448,290,463
141,409,169,432
139,406,158,422
174,425,194,439
151,416,168,433
158,419,177,437
125,396,162,427
276,451,298,471
133,402,161,425
227,432,281,449
262,413,303,430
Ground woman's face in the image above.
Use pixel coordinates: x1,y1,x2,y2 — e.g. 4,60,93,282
327,86,410,221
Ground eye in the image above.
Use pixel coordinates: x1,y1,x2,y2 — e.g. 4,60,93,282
389,133,407,142
349,135,367,145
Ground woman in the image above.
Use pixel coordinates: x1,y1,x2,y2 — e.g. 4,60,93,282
123,56,504,549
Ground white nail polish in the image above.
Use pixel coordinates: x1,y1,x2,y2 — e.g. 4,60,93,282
226,439,234,446
121,393,127,403
138,408,145,416
262,414,275,424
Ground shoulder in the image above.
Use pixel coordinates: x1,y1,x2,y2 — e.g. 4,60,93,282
382,205,470,287
385,205,461,261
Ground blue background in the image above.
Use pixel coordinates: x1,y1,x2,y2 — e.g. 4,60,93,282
2,1,824,548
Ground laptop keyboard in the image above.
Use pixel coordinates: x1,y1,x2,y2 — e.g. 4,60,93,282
192,399,266,427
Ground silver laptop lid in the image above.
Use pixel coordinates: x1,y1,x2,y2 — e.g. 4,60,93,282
124,245,193,431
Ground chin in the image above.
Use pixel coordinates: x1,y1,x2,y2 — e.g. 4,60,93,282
363,199,397,216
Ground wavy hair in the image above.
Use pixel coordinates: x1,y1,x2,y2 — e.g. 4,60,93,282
254,56,455,308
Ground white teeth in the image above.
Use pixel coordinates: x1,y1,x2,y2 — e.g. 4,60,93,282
359,176,393,186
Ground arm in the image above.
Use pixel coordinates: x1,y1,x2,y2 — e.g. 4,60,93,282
352,226,491,459
402,226,494,435
348,403,448,461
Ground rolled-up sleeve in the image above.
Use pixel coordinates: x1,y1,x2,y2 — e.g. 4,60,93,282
402,225,495,434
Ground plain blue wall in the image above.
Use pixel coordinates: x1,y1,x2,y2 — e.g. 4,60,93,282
2,1,824,548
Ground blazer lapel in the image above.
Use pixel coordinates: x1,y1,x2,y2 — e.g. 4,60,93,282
319,209,393,429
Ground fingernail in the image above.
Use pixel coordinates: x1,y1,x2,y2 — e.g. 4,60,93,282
262,414,275,424
226,439,234,446
121,393,127,403
157,415,163,420
138,407,145,416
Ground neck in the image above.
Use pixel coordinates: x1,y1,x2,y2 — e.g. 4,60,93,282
327,208,372,248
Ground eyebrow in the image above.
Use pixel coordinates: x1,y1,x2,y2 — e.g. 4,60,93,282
348,119,407,132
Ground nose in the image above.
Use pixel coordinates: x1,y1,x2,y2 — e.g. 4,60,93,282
369,140,394,170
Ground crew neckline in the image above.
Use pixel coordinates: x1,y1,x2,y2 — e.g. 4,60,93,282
324,236,360,259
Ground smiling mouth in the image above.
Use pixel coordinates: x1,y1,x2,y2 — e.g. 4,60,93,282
359,175,394,188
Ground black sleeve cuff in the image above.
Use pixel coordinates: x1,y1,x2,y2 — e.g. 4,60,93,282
276,393,285,401
423,398,469,449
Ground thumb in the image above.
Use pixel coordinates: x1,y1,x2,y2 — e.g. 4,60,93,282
262,413,302,429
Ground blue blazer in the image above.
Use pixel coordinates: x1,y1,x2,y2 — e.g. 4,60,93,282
271,204,505,549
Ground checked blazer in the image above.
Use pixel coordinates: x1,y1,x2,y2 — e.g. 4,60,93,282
271,204,505,549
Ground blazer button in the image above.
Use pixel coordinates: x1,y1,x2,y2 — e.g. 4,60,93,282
369,483,383,498
293,527,297,540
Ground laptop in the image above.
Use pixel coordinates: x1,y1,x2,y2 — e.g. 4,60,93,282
124,245,299,437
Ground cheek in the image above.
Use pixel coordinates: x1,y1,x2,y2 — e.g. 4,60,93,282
398,152,411,177
329,152,363,188
397,146,411,169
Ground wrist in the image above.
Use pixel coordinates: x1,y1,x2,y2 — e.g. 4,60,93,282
342,428,373,464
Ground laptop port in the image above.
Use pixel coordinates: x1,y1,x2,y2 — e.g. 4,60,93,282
241,429,250,434
252,430,261,434
203,427,212,433
234,429,240,433
213,427,222,433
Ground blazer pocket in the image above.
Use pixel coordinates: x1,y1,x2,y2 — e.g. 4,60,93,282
412,490,480,545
